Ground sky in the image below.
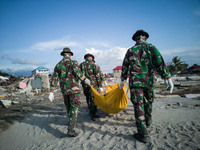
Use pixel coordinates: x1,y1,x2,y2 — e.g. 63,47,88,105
0,0,200,76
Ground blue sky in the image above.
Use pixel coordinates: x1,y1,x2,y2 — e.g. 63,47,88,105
0,0,200,76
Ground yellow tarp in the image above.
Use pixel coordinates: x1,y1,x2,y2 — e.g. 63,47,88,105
90,83,129,114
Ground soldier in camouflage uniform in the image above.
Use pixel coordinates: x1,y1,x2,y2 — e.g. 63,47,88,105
120,30,174,143
79,54,104,121
50,47,88,137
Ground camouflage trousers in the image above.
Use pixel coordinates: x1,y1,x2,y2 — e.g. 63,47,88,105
82,83,97,115
130,87,154,135
63,94,80,131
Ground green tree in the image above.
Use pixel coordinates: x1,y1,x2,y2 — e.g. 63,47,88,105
0,70,10,77
167,56,188,75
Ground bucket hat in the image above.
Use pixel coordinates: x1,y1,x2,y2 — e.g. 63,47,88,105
132,30,149,41
84,53,94,60
60,47,73,56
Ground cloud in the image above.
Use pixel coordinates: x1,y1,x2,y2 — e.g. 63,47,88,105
31,38,80,51
11,58,46,66
13,37,81,53
0,55,8,59
1,67,33,77
162,46,200,56
85,47,127,73
162,46,200,65
1,56,46,66
85,45,200,73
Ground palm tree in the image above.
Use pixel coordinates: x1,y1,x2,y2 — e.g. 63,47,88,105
167,56,188,75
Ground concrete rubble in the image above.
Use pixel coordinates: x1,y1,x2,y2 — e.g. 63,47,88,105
0,75,199,109
0,74,51,108
0,100,12,108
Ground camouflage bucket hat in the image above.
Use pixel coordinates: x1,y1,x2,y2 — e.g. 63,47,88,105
132,30,149,41
84,53,94,60
60,47,73,56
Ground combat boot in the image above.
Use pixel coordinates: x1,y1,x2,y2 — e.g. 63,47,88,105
133,133,149,143
67,130,79,137
90,112,100,121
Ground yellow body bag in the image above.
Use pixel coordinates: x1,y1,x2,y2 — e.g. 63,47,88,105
90,83,129,114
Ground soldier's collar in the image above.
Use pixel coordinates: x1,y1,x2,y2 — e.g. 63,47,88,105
86,59,92,62
136,41,147,45
64,56,70,59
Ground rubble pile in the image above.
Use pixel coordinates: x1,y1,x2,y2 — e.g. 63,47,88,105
155,75,200,98
0,74,51,108
0,74,200,131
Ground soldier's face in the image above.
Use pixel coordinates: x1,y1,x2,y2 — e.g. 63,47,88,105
66,53,71,57
88,57,93,61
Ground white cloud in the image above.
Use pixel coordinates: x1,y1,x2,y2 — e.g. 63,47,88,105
85,47,127,73
11,58,46,66
162,46,200,56
85,45,200,73
31,38,80,51
1,55,46,66
162,46,200,66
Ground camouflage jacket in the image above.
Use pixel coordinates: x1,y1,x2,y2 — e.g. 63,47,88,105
79,59,102,89
121,41,170,88
51,56,85,95
95,64,105,82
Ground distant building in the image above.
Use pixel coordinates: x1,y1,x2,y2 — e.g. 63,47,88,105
186,64,200,75
113,66,122,79
32,66,49,76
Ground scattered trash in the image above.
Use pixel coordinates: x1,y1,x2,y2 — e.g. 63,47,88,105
0,76,9,82
19,78,29,89
0,100,12,108
184,94,200,99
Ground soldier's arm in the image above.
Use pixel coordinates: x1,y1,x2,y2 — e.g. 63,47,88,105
121,50,130,81
150,45,171,79
72,60,86,81
96,64,105,82
94,64,103,87
80,62,90,80
50,64,60,91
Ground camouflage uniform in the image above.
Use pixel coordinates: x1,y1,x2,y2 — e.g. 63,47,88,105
95,64,105,83
79,58,103,115
121,41,170,135
51,56,85,132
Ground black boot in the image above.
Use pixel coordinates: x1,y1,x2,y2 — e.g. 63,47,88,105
133,133,149,143
89,112,100,121
67,130,79,137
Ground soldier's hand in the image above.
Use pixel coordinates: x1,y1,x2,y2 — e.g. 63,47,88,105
49,92,54,102
102,81,107,86
99,87,104,96
119,81,124,89
164,79,169,89
167,78,174,93
100,87,103,92
85,78,91,85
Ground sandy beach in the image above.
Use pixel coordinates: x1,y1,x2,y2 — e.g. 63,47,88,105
0,88,200,150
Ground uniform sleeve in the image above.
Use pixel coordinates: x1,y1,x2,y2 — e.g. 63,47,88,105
121,50,130,81
97,65,105,82
72,60,86,81
94,64,103,87
151,45,171,79
51,64,60,90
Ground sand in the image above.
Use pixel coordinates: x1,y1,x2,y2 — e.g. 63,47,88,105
0,91,200,150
